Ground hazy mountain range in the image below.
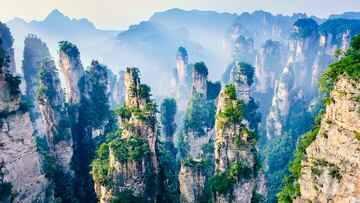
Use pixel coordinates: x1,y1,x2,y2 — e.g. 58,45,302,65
5,8,360,94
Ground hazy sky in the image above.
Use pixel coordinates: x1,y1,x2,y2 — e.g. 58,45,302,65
2,0,360,30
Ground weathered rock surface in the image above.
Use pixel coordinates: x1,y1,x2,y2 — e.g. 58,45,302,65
171,47,193,111
108,70,125,109
0,39,49,203
0,23,16,74
296,76,360,202
266,66,293,138
0,112,49,203
213,88,257,203
37,58,74,175
21,34,51,136
58,42,84,104
179,63,216,202
95,68,159,203
254,40,283,94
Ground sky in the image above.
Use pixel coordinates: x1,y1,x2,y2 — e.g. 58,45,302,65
1,0,360,30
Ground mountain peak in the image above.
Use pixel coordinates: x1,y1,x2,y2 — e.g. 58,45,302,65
48,9,64,17
45,9,69,22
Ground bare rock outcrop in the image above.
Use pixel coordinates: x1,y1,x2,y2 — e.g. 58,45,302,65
108,70,125,109
37,58,74,175
192,62,208,97
0,22,15,74
266,66,294,138
58,41,84,104
179,62,217,202
213,85,257,202
171,47,193,111
93,68,159,203
254,40,283,94
295,76,360,202
0,38,49,203
21,34,51,136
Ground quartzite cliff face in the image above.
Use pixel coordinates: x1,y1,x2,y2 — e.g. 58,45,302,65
178,62,217,202
0,23,15,74
37,58,74,176
254,40,283,95
93,67,159,203
58,41,85,104
22,34,51,136
171,47,193,111
0,38,49,203
213,85,257,202
296,76,360,202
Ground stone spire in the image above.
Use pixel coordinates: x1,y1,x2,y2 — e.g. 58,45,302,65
58,41,84,104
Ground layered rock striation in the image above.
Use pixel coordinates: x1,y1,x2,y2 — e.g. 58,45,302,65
179,62,219,202
213,84,258,202
295,76,360,202
0,37,49,203
171,47,193,111
22,34,51,135
92,68,159,202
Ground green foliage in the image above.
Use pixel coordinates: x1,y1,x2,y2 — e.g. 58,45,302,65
193,61,208,77
54,118,71,144
178,131,190,158
243,98,261,132
83,62,112,129
117,102,157,126
37,61,58,103
112,189,138,203
233,126,258,147
264,97,316,202
311,167,321,176
277,183,300,203
183,93,216,137
177,46,188,59
351,33,360,50
129,84,152,102
329,167,342,180
277,110,324,201
160,98,177,137
319,19,360,45
0,160,12,201
201,143,214,154
139,84,151,100
236,62,254,86
355,132,360,141
36,136,57,180
224,84,237,99
90,144,110,185
206,81,221,100
217,100,245,128
251,191,265,203
5,73,21,96
334,48,345,58
209,161,252,195
319,34,360,96
58,41,79,57
157,139,180,202
183,157,213,171
91,130,121,186
0,182,12,202
19,96,34,113
115,104,132,120
293,18,318,38
110,135,149,162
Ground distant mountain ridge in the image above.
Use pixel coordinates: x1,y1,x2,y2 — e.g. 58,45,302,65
329,11,360,20
5,8,360,94
6,9,119,76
